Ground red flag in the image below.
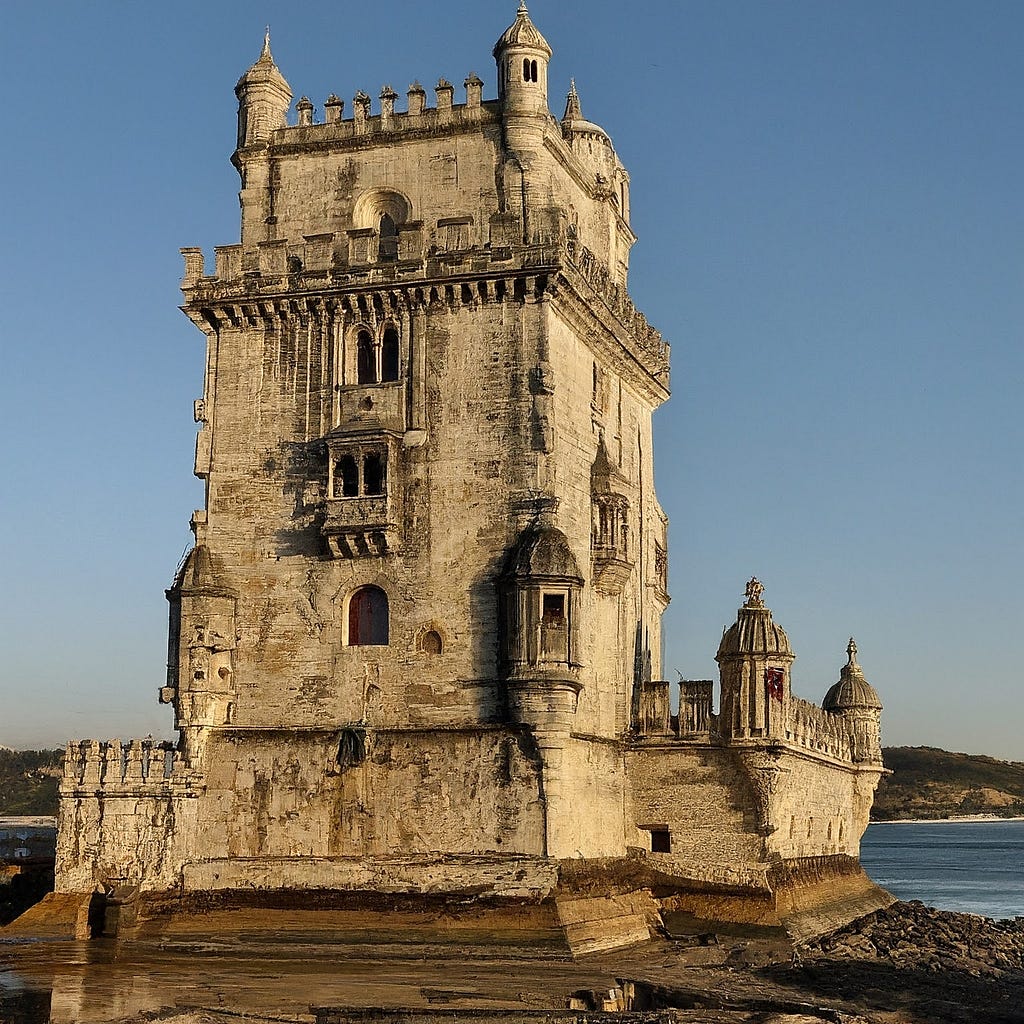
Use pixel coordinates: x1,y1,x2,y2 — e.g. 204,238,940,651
765,667,785,701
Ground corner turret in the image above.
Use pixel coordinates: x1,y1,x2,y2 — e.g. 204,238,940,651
716,578,795,741
823,638,883,764
493,2,552,117
235,30,292,149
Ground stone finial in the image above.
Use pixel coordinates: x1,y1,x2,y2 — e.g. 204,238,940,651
518,0,528,13
465,72,484,110
380,85,398,125
743,577,765,608
563,79,582,122
324,94,343,123
436,78,454,118
353,90,371,132
846,637,859,667
407,81,426,116
296,96,314,126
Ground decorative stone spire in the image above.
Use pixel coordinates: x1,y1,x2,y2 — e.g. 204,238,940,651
823,637,883,712
562,79,583,122
235,29,292,147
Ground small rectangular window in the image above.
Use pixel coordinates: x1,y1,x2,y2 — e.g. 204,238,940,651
650,829,671,853
542,593,565,625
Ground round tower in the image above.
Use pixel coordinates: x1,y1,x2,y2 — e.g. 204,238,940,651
235,30,292,149
716,578,795,741
823,638,883,764
493,2,552,118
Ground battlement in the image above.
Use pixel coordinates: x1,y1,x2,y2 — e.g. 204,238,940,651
784,698,856,763
60,739,198,794
180,238,669,387
257,77,495,151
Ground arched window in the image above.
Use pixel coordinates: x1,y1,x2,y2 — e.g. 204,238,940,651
357,330,376,384
336,455,358,497
378,213,399,262
381,326,400,382
363,453,385,495
523,58,531,82
348,585,389,646
421,629,443,655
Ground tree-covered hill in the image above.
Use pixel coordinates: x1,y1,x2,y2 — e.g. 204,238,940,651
873,746,1024,820
0,749,62,816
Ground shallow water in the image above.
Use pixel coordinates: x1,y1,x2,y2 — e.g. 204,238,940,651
861,819,1024,919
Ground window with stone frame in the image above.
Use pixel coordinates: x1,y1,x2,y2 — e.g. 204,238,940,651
331,448,388,499
349,323,402,386
348,585,389,646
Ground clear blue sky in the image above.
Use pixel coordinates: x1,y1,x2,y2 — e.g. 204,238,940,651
1,2,1020,759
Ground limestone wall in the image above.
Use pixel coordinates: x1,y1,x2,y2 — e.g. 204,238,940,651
624,745,763,869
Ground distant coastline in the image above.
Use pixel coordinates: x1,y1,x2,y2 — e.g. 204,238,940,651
870,814,1024,825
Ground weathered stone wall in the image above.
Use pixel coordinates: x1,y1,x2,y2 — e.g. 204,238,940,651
624,745,763,868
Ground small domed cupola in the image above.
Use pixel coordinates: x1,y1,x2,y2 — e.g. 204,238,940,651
823,638,882,712
493,2,552,115
716,578,793,662
235,30,293,148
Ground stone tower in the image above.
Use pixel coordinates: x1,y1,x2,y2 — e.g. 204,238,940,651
54,9,890,943
173,3,669,869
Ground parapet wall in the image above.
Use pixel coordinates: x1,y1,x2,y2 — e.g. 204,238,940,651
783,697,856,763
60,739,198,795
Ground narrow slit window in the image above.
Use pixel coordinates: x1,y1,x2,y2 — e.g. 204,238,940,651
381,327,400,382
336,455,359,498
363,453,385,496
356,330,376,384
523,58,531,82
378,213,399,262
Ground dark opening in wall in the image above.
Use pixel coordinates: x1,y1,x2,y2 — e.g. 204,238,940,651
357,330,375,384
381,327,400,382
650,829,671,853
348,585,389,646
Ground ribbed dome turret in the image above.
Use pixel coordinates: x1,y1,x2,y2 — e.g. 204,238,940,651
715,578,793,661
503,526,583,583
235,30,290,97
823,639,882,711
493,2,553,59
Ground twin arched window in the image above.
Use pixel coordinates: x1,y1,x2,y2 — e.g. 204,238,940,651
348,585,389,646
333,451,385,499
523,59,538,83
355,326,400,385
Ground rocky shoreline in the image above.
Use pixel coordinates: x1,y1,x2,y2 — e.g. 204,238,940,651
2,900,1023,1023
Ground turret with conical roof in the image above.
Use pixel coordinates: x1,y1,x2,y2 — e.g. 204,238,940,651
493,2,552,117
235,30,292,149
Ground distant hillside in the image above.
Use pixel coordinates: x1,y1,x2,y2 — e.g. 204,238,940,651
873,746,1024,821
0,749,62,816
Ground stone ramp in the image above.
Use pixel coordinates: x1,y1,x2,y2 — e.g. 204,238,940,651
0,890,95,939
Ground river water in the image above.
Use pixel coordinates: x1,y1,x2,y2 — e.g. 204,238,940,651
861,819,1024,919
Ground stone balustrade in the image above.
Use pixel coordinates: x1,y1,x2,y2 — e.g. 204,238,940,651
783,698,855,762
